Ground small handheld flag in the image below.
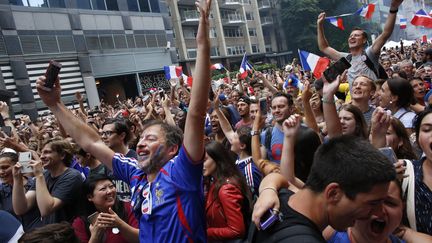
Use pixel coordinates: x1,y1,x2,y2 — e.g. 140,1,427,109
298,50,330,79
211,63,225,70
239,53,253,79
164,65,183,80
355,4,375,20
411,9,432,28
326,17,345,30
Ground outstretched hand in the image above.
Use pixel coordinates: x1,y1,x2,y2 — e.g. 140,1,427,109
282,114,302,139
317,12,326,25
195,0,212,20
36,76,62,108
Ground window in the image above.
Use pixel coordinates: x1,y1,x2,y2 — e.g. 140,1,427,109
224,28,243,38
149,0,160,13
210,28,217,38
77,0,91,9
246,12,254,20
48,0,65,8
127,0,139,11
138,0,150,12
248,28,257,36
187,49,197,58
210,47,219,57
106,0,119,10
252,44,259,53
227,45,245,55
91,0,106,10
19,0,48,7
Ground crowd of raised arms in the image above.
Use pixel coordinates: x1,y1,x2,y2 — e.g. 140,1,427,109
0,0,432,242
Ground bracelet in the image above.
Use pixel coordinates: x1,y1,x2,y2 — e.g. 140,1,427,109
389,9,398,14
321,96,335,104
259,187,278,195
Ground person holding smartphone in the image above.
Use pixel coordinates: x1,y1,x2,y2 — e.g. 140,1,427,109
72,174,138,243
12,139,83,226
0,150,42,231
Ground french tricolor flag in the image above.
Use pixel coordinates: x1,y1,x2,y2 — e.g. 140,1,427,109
182,73,193,87
327,17,344,30
298,50,330,79
211,63,225,70
164,65,183,80
239,53,253,79
411,9,432,28
355,3,375,20
400,18,407,29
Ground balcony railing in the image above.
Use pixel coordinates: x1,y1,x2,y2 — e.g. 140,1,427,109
261,16,273,25
258,0,272,9
222,0,244,7
223,14,246,25
182,10,200,22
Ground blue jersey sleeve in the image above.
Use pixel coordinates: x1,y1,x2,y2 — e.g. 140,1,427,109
112,153,143,184
170,146,204,191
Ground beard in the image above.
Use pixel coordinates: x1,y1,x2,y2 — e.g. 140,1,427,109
138,145,167,174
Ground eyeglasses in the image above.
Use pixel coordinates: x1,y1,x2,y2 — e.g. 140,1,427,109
101,130,116,137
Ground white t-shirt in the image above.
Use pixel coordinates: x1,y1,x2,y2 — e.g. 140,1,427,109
342,46,379,87
393,107,416,129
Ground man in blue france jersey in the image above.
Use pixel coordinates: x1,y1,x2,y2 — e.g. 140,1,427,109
35,0,213,242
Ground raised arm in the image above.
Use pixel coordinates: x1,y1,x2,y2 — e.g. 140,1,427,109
12,164,36,215
371,0,404,55
36,77,115,170
214,92,236,143
161,95,176,127
255,72,278,94
301,81,320,134
281,115,305,189
369,107,391,148
317,12,342,61
322,73,343,138
183,0,212,162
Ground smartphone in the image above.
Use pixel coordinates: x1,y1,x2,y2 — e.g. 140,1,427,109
323,57,351,82
19,152,33,174
259,97,268,114
87,212,100,224
260,209,280,230
159,90,165,100
379,147,398,164
1,126,12,137
44,60,62,88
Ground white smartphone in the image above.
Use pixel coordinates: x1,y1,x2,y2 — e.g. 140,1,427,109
19,152,33,174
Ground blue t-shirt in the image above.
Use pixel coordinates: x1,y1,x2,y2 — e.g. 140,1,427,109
260,126,284,164
328,231,405,243
236,156,261,198
112,146,206,243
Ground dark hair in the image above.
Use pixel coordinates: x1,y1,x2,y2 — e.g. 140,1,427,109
18,222,79,243
44,139,75,167
205,141,252,225
237,126,252,155
351,27,368,41
0,152,18,164
103,118,132,145
390,118,417,160
414,106,432,145
386,78,416,108
142,119,183,150
340,104,368,139
305,135,396,199
80,173,126,236
271,92,294,107
294,126,322,182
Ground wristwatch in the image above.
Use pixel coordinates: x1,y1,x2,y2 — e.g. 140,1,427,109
250,130,261,136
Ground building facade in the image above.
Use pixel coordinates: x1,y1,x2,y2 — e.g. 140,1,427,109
0,0,177,119
168,0,289,73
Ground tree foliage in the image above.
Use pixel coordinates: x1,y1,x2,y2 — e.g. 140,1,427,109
278,0,380,55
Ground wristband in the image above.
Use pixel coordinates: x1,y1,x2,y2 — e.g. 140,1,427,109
259,187,278,195
389,9,398,14
321,96,335,104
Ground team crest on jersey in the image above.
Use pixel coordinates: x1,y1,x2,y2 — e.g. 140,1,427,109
155,188,165,205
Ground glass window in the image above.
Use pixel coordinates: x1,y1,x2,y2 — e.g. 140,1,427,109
77,0,91,9
127,0,140,11
20,0,48,7
106,0,119,10
149,0,160,13
49,0,65,7
139,0,150,12
91,0,106,10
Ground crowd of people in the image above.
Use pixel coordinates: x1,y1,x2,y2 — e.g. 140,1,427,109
0,0,432,242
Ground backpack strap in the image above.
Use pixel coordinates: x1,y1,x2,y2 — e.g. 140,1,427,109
264,126,273,155
270,224,324,242
396,110,410,121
